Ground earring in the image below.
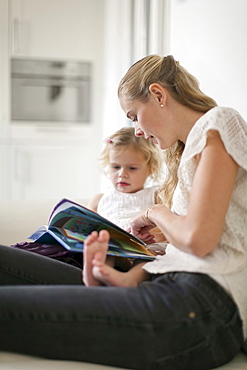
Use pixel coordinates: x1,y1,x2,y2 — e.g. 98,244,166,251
160,104,164,108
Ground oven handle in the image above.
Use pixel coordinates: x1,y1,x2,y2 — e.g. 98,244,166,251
12,78,88,87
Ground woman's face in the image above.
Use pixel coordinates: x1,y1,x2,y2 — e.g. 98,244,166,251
120,95,176,150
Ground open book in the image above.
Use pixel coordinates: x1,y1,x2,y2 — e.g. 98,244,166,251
28,198,166,260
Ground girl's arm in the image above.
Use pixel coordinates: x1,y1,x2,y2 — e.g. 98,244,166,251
130,130,239,257
87,193,103,212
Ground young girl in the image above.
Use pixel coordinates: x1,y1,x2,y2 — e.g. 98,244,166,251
88,126,164,232
84,126,166,285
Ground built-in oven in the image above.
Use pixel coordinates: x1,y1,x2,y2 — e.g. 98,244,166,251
11,58,91,123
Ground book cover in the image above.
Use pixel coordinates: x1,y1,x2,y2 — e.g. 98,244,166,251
28,198,159,260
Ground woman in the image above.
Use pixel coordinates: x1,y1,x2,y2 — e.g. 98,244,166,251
0,55,246,370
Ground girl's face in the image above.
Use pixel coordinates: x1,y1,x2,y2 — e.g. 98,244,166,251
108,146,150,193
120,94,176,150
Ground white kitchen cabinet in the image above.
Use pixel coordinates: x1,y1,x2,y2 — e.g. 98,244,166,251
0,0,105,201
7,143,100,201
0,129,104,202
10,0,103,59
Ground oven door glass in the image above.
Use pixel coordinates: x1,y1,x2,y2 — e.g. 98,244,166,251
12,76,90,122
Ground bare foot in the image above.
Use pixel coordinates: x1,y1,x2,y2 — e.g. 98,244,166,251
83,229,149,287
92,254,148,287
83,230,109,286
92,259,136,287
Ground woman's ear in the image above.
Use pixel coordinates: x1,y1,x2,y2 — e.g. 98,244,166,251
149,83,166,106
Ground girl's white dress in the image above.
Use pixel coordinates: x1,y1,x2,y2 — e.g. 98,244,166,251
97,186,158,231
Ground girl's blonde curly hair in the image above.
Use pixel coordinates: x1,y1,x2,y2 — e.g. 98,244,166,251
100,126,164,183
118,55,217,207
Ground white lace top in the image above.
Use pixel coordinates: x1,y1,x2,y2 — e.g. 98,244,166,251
97,185,158,231
143,107,247,338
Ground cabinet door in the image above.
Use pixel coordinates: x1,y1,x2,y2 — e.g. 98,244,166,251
11,0,104,58
9,144,100,201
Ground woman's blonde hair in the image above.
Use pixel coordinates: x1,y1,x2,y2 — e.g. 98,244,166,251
100,126,164,183
118,55,217,207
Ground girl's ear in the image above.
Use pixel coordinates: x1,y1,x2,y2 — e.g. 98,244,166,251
149,83,166,105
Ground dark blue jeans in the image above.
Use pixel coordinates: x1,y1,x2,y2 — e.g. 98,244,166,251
0,245,243,369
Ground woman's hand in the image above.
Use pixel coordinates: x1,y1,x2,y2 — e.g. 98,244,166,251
129,211,157,244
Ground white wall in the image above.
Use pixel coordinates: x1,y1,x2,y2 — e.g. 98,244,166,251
168,0,247,120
